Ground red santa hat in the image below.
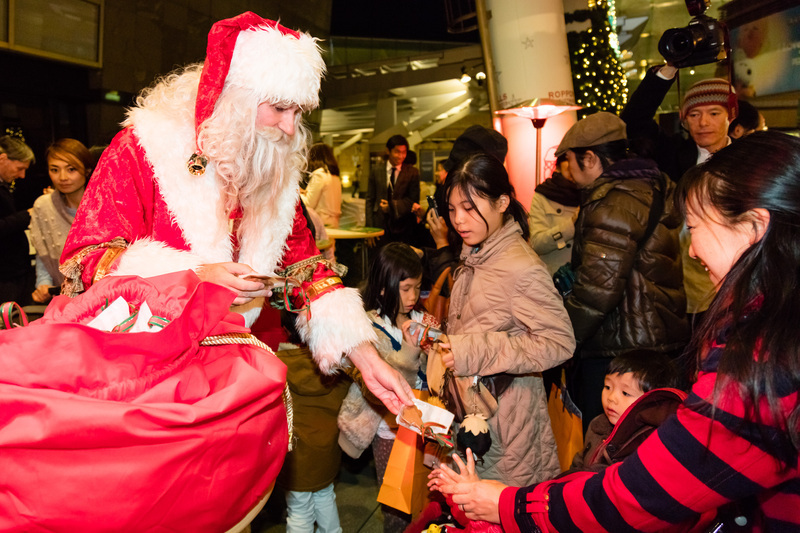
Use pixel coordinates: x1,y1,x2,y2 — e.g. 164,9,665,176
194,12,325,142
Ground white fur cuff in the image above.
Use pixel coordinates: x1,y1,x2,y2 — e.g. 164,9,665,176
295,287,377,374
112,238,205,279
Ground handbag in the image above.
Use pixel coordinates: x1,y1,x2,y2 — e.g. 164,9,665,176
427,343,514,424
0,271,291,532
423,266,454,324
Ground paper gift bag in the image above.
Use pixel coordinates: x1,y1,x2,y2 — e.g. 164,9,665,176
548,372,584,472
377,424,431,515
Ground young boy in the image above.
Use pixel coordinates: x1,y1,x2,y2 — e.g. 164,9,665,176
566,351,686,473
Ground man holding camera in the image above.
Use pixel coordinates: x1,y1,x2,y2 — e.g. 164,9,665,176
621,62,736,345
621,64,736,183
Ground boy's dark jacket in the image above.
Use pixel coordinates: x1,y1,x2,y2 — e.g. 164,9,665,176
566,387,687,473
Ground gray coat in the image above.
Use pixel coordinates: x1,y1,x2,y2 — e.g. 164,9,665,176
448,220,576,486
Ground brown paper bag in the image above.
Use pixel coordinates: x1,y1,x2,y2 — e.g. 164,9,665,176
377,390,436,516
548,371,584,472
377,425,430,515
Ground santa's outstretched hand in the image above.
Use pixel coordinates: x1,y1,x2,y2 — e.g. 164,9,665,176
348,342,415,414
196,262,272,306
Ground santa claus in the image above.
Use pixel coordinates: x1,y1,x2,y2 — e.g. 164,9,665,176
61,12,413,413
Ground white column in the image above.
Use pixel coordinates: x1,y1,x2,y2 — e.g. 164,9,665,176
482,0,578,209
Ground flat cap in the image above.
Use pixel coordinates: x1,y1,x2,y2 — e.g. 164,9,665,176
555,112,627,156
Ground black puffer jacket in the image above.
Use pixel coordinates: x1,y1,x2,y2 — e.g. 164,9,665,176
566,158,688,357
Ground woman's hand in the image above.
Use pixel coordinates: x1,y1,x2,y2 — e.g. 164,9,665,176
436,334,454,369
31,285,53,304
348,342,415,414
446,479,506,523
195,262,271,306
426,209,449,249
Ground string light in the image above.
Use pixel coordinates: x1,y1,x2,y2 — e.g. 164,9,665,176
565,0,628,114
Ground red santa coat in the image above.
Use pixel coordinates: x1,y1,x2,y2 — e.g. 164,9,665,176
62,101,374,372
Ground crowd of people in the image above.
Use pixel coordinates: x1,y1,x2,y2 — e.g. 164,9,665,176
0,9,797,533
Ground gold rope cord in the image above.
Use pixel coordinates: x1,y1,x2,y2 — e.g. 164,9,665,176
200,333,294,452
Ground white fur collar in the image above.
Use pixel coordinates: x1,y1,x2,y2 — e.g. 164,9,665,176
126,103,299,277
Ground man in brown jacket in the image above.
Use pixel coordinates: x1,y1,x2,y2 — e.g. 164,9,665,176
556,112,689,429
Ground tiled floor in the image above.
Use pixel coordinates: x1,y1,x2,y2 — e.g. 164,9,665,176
251,452,385,532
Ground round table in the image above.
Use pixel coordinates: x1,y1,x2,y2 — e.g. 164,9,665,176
325,226,384,280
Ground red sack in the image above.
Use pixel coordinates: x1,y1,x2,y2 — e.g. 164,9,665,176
0,271,289,532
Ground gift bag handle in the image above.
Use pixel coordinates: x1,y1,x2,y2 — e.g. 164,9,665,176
1,302,29,329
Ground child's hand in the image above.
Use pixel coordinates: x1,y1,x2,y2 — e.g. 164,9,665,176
400,319,419,348
428,448,480,491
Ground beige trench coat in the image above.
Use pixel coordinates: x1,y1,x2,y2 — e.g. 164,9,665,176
448,220,576,486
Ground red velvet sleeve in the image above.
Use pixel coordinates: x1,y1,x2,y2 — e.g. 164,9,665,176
60,129,187,294
278,201,343,308
61,129,153,291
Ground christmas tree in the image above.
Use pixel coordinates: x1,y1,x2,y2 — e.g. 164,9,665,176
564,0,628,116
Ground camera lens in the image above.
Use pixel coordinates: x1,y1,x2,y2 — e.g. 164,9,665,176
659,28,696,62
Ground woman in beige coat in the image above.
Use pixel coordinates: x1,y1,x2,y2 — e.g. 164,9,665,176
437,153,576,486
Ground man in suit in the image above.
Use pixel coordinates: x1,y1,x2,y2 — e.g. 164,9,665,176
365,134,420,243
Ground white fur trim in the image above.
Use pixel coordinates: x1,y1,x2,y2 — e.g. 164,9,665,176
112,238,205,279
296,287,377,374
127,91,300,284
228,26,325,109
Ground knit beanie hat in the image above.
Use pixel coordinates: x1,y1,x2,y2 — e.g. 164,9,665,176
681,78,738,119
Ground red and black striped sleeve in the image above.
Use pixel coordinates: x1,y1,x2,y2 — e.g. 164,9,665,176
501,369,800,532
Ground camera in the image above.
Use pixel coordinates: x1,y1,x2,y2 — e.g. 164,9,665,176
658,0,728,68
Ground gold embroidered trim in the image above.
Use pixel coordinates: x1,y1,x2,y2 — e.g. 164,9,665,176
59,237,129,297
306,276,343,300
278,254,348,282
93,247,126,284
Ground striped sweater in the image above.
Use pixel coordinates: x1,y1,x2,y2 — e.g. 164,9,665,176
500,338,800,532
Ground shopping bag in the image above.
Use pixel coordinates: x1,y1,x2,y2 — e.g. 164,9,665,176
423,266,453,324
0,270,289,533
377,424,431,515
377,391,441,516
548,370,584,472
